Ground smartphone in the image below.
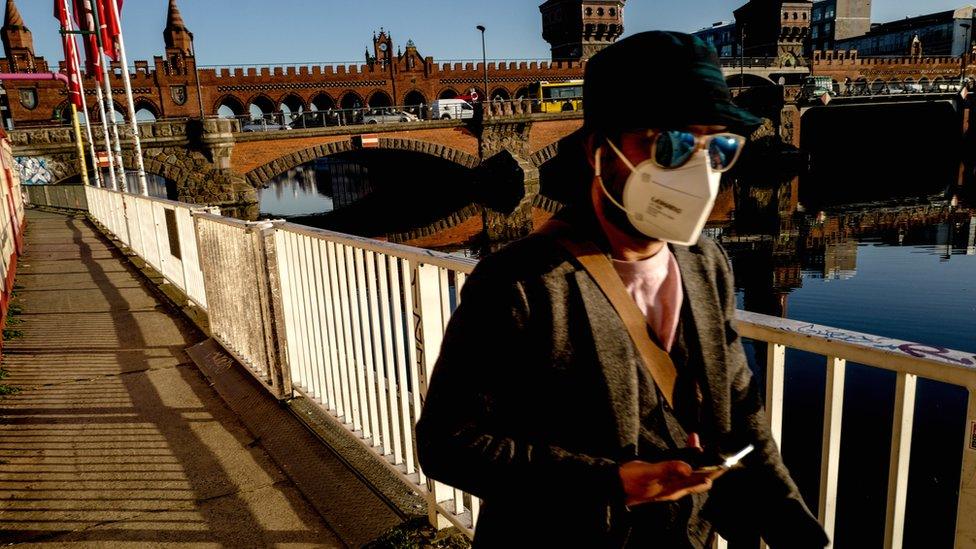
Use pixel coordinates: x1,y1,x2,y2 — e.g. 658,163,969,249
688,444,755,482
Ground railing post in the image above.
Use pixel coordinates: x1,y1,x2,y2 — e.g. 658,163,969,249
765,343,786,446
955,387,976,548
819,357,846,547
884,372,917,549
250,220,293,399
412,261,453,529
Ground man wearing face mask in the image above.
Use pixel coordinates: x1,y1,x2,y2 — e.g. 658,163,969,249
416,31,828,548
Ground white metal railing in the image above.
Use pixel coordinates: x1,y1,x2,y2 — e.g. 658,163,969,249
193,214,290,394
24,185,88,211
272,222,478,529
734,311,976,549
25,188,976,547
83,186,211,309
0,140,25,322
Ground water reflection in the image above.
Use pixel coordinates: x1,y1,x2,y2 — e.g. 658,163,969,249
258,150,474,237
258,158,383,217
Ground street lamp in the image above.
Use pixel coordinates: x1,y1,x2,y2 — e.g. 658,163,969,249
190,31,205,119
738,23,746,93
477,25,488,103
961,22,972,86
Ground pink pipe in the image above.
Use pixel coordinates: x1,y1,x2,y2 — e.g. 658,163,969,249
0,72,69,85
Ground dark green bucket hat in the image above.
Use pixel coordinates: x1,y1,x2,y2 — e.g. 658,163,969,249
583,31,763,134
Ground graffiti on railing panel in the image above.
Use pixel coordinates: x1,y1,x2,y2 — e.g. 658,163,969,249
898,344,975,366
15,157,53,185
793,323,976,366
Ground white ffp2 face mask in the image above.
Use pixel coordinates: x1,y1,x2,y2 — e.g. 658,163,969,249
596,138,721,246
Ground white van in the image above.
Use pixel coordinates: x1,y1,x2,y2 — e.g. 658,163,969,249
430,99,475,120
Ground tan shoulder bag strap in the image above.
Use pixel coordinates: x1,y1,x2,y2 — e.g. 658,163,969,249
552,234,678,408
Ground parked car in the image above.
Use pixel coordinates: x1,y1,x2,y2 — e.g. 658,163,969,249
362,108,419,124
430,99,475,120
800,76,837,101
242,118,292,132
289,111,332,129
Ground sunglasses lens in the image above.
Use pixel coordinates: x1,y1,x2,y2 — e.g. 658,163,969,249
655,131,698,169
708,135,742,171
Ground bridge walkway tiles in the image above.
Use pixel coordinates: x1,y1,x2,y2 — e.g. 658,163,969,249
0,209,346,547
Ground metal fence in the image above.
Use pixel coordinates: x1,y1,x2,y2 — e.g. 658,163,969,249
0,140,25,332
194,214,289,393
84,186,211,309
272,222,477,527
221,98,579,133
28,187,976,548
24,185,88,211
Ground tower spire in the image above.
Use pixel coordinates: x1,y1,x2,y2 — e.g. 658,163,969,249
4,0,24,28
164,0,192,56
2,0,35,73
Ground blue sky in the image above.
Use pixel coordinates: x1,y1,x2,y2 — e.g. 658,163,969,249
14,0,970,67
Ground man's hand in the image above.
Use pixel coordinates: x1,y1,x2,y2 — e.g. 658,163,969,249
618,460,713,507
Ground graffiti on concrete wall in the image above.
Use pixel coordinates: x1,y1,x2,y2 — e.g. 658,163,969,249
15,157,53,185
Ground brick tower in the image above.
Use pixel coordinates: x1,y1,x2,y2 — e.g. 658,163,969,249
539,0,626,61
2,0,35,73
833,0,872,41
164,0,193,57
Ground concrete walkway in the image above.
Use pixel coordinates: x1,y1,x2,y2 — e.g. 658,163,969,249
0,210,345,547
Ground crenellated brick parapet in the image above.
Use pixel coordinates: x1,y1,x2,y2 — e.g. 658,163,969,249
810,49,970,82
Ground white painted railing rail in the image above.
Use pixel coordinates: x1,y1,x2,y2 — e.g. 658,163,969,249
29,188,976,548
24,185,87,211
734,311,976,549
83,186,212,309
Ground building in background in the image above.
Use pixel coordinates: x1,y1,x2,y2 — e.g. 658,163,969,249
695,20,740,57
539,0,626,61
808,0,873,54
836,6,976,57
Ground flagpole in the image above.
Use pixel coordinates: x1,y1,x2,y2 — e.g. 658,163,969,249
69,104,90,186
61,0,100,188
107,0,147,196
76,77,101,188
93,82,117,190
89,0,127,192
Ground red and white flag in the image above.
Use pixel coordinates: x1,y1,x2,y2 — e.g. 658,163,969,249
96,0,123,61
54,1,85,108
71,0,103,82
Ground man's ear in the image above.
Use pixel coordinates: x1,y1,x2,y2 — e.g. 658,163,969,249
584,133,600,170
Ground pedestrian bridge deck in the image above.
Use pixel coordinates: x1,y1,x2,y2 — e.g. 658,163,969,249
0,210,352,546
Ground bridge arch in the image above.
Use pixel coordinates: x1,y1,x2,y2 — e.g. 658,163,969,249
279,93,306,115
367,90,393,107
919,77,931,92
105,101,126,123
514,86,531,99
725,73,776,88
403,90,427,108
242,138,479,187
247,94,277,118
134,98,161,122
438,88,459,99
215,94,246,118
53,101,80,125
490,87,511,101
339,91,364,110
310,92,336,111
